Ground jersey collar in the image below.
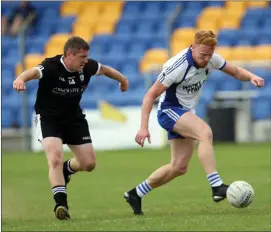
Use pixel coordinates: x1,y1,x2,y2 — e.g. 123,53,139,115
60,55,74,73
186,46,199,69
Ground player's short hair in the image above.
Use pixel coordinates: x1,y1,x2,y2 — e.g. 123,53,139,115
194,30,217,47
64,36,90,56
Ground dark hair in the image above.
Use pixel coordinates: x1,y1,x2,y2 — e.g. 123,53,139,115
64,36,90,56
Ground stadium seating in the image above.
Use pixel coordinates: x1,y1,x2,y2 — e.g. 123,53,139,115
1,1,271,128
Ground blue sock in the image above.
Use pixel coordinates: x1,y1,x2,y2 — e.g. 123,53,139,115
207,171,223,187
136,180,152,198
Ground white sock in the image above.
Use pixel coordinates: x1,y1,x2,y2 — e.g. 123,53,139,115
207,171,223,187
136,180,152,198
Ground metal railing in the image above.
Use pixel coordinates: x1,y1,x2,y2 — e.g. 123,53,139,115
18,13,35,151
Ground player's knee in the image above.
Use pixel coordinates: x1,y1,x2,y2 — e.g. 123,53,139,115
83,161,96,172
48,153,62,169
200,126,213,142
171,164,188,176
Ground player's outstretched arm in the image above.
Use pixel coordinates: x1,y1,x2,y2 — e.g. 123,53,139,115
97,64,129,92
13,68,41,91
221,62,264,87
135,80,167,147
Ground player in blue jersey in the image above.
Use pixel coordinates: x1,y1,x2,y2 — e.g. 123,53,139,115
124,30,264,215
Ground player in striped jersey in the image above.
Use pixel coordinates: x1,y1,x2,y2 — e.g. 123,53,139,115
124,30,264,215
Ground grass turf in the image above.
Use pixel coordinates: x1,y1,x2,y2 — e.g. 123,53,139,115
2,142,270,231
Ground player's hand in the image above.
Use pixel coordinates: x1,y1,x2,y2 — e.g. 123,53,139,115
135,128,151,147
13,78,26,92
251,76,264,88
119,78,129,92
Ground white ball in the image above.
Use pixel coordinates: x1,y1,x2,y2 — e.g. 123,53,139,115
226,181,255,208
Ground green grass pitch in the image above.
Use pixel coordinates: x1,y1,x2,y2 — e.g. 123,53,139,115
2,143,270,231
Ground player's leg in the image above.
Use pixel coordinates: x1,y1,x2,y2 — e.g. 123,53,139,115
67,143,96,172
125,138,195,215
147,138,195,187
41,137,70,220
35,114,70,220
62,116,96,185
1,15,8,35
10,15,23,36
172,111,229,201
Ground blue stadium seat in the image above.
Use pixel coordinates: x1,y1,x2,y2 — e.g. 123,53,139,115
123,2,144,14
262,17,271,29
163,2,182,15
235,39,253,46
256,38,271,45
139,14,167,22
26,79,39,92
80,92,101,109
133,30,158,41
106,40,128,56
141,2,164,14
218,78,242,91
251,96,271,120
2,58,18,72
116,20,137,34
26,36,49,54
121,10,139,20
149,38,167,49
90,35,112,54
258,28,271,39
156,21,167,33
6,48,21,60
249,68,269,80
2,106,14,128
113,34,132,43
181,9,202,18
245,8,270,18
100,57,120,70
185,1,206,10
163,1,182,9
40,8,59,23
1,1,20,9
135,20,157,34
121,63,139,75
31,1,62,10
206,1,225,7
13,92,36,127
241,18,262,29
208,70,225,87
28,92,37,109
2,36,19,48
34,24,53,37
120,62,140,87
55,16,75,33
217,29,240,46
201,82,216,104
175,15,197,28
126,41,149,58
196,100,208,119
103,88,145,107
240,29,259,45
2,69,14,95
91,35,112,45
8,92,21,115
27,46,44,54
217,39,234,46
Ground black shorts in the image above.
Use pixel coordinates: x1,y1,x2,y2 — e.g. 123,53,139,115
34,114,92,145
